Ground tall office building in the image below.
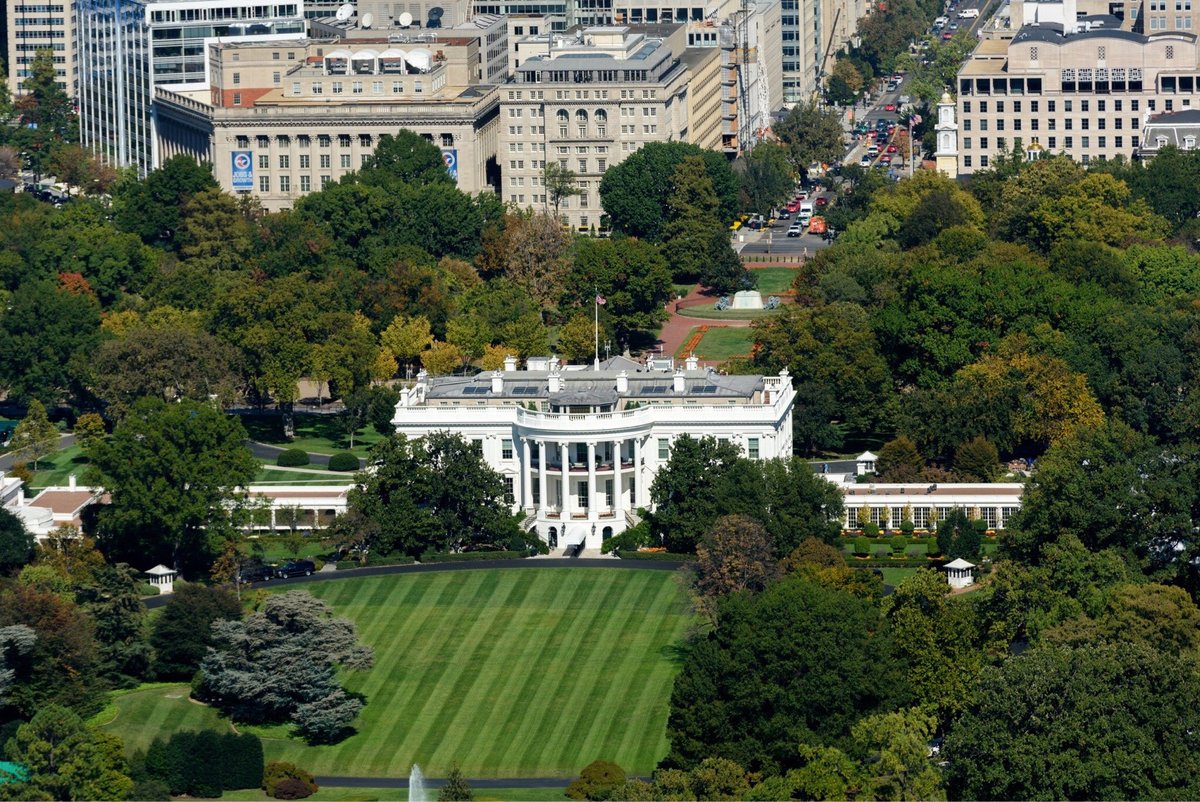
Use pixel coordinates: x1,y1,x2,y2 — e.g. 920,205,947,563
6,0,76,96
77,0,305,173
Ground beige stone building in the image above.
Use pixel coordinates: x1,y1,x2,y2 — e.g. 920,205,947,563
6,0,75,97
956,16,1200,171
154,36,500,210
499,23,721,231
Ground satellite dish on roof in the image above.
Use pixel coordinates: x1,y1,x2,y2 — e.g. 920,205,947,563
335,3,354,21
398,11,413,26
361,11,373,26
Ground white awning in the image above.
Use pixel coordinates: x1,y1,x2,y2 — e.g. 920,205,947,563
562,527,587,546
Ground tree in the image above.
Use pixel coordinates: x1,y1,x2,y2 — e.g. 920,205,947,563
200,590,374,742
176,187,256,272
87,398,257,573
438,765,473,802
543,162,582,218
876,435,924,482
774,102,845,175
445,314,491,368
936,509,982,561
359,130,452,187
945,643,1200,800
10,400,57,471
380,315,434,373
562,238,673,346
32,527,105,588
149,583,243,680
693,515,780,615
758,456,845,552
335,387,373,449
737,142,795,215
663,574,902,774
556,314,597,363
566,760,626,801
599,142,738,241
0,625,37,708
113,154,219,245
349,432,522,557
3,704,133,802
73,412,106,453
80,563,152,685
90,326,242,418
422,341,462,375
953,435,999,481
11,51,78,177
0,583,103,717
851,708,944,802
660,156,746,293
0,507,35,575
48,144,117,196
0,278,102,405
648,436,747,553
688,757,749,801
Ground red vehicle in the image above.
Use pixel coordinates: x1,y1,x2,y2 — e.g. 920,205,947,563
942,30,953,39
786,201,802,213
815,196,829,207
885,103,897,112
807,216,827,235
887,144,898,153
880,155,893,165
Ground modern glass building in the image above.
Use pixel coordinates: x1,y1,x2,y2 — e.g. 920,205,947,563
77,0,305,173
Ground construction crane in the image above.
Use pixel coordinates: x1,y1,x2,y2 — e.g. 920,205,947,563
811,6,842,102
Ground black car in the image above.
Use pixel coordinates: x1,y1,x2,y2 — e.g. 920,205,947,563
238,564,274,583
275,560,316,579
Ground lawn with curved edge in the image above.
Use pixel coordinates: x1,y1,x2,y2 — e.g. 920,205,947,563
105,568,691,780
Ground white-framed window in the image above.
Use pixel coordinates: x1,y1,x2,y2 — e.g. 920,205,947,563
658,438,669,460
747,438,759,459
577,480,589,508
503,477,515,504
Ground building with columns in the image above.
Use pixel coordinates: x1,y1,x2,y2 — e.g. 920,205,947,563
391,355,796,550
934,90,959,178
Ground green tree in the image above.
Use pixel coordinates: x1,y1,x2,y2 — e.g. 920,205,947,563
648,436,746,553
200,590,374,742
0,625,37,708
422,341,462,375
380,315,434,373
876,435,924,482
688,757,748,801
543,162,581,219
953,435,999,481
663,574,902,774
566,760,626,801
149,584,243,680
599,142,738,241
10,399,57,470
851,708,944,801
935,509,982,561
11,50,78,177
562,237,673,346
350,432,522,557
3,704,133,802
0,278,102,405
758,456,845,552
113,155,219,246
737,142,795,215
556,313,597,363
660,155,751,294
774,102,845,175
0,508,35,575
438,765,474,802
87,398,258,573
945,643,1200,800
78,564,151,686
176,187,256,272
694,515,780,616
358,130,452,187
73,412,106,453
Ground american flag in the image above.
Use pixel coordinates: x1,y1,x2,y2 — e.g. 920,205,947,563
910,114,923,126
596,295,606,305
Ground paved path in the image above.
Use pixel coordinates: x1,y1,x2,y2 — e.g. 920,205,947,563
0,433,75,472
142,557,685,609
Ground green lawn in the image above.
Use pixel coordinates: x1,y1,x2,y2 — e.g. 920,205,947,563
245,534,331,563
750,267,800,295
26,444,86,490
94,684,234,754
878,567,921,587
103,569,690,779
240,414,386,457
676,327,756,361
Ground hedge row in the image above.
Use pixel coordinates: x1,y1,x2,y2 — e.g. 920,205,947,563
334,554,416,569
142,731,263,798
851,559,944,568
615,550,698,562
419,550,530,562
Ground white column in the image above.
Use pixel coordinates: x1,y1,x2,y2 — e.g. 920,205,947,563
586,441,597,520
633,436,643,509
613,439,623,514
538,441,548,517
522,438,533,509
560,441,570,518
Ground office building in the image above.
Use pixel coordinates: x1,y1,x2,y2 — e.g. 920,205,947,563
77,0,305,173
390,355,796,550
155,35,500,208
6,0,75,96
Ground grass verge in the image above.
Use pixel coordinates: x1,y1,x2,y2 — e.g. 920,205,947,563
675,328,755,361
748,267,801,295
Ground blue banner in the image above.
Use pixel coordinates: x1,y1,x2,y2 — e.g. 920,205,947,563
231,150,254,191
441,148,458,182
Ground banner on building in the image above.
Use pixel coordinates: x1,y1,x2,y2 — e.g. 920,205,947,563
441,148,458,182
231,151,254,191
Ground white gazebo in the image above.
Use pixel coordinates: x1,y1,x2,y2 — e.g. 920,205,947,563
856,451,878,475
145,564,177,595
943,558,976,589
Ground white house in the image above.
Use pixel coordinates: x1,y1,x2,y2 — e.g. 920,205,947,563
391,355,796,551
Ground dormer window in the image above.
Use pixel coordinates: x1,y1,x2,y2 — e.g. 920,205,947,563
1185,135,1196,149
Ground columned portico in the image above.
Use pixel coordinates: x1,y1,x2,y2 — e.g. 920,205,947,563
586,442,597,523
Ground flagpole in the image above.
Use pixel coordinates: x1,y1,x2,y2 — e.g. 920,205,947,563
594,291,600,370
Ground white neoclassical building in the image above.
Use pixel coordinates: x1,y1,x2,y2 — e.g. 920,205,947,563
392,355,796,550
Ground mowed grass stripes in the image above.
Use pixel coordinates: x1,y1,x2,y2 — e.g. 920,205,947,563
252,568,692,779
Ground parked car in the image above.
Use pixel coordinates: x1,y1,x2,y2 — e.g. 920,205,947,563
815,196,829,207
860,155,873,167
239,564,274,583
880,155,893,165
776,208,791,219
787,223,803,237
885,103,897,112
887,144,899,153
942,30,954,39
276,560,316,579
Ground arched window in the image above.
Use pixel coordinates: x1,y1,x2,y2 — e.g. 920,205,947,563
576,109,588,137
595,109,607,136
602,526,613,541
548,527,558,548
557,109,569,123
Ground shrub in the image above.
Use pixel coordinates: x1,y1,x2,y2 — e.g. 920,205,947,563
263,762,318,799
326,452,359,472
863,522,881,538
419,550,528,562
873,547,891,559
142,730,263,796
899,519,915,536
277,449,310,467
566,760,626,801
853,536,871,557
891,538,908,555
615,550,698,562
273,778,314,800
905,546,926,558
130,779,171,801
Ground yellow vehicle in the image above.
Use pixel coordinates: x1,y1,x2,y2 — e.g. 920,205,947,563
729,220,743,231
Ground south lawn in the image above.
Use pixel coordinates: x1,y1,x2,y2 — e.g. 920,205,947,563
102,568,691,780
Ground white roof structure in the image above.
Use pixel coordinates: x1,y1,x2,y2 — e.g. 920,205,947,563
145,564,177,576
857,451,878,462
943,558,976,569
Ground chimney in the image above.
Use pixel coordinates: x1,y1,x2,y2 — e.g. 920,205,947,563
503,354,518,372
549,355,560,373
616,370,629,393
549,366,562,393
416,368,429,387
68,473,76,490
685,353,699,371
491,370,504,394
673,368,686,394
